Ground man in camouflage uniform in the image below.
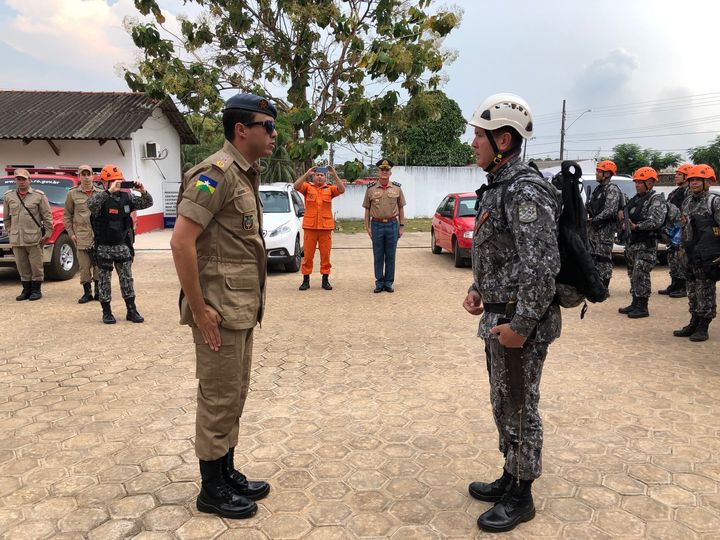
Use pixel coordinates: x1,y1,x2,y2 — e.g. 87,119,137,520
87,165,152,324
462,94,561,533
3,168,53,301
171,93,273,520
587,160,623,289
64,164,103,303
618,167,667,319
659,163,692,298
673,164,720,342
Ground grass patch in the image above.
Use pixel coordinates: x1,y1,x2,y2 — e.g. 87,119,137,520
335,218,432,234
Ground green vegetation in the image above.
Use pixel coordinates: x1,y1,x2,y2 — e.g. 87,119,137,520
335,218,432,234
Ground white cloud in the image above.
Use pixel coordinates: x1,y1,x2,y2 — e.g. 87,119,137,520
571,49,639,102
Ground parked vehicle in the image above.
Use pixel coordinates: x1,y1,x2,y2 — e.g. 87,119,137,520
431,192,477,267
260,183,304,272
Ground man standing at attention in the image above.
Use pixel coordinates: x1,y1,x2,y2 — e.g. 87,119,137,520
587,160,623,290
294,165,345,291
171,93,274,519
363,158,406,293
462,93,561,533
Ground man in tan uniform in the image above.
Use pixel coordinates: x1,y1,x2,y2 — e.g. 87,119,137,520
363,159,406,293
171,93,275,520
64,164,103,303
3,168,52,301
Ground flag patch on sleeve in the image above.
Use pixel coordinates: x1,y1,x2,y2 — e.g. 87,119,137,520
195,174,218,194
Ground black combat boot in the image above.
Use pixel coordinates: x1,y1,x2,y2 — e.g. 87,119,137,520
28,281,42,301
322,274,332,290
618,295,638,314
222,448,270,501
658,278,676,295
469,469,513,502
92,280,100,300
15,282,31,301
673,315,700,337
78,282,93,304
669,279,687,298
197,458,257,519
298,275,310,291
689,318,711,342
125,298,144,323
477,479,535,533
101,302,116,324
627,296,649,318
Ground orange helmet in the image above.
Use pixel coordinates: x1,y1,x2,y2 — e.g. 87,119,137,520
100,164,124,182
596,160,617,175
632,166,658,182
687,164,716,182
676,163,693,176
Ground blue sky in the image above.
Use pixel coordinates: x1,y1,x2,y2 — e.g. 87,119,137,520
1,0,719,165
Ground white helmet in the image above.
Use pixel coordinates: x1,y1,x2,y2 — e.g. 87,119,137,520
469,93,533,139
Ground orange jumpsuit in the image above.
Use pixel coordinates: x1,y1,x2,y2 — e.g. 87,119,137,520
297,182,341,275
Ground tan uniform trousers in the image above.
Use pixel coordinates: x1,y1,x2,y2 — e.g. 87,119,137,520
192,326,254,461
13,245,44,281
77,249,98,284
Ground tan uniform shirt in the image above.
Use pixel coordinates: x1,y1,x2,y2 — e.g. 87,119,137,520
3,188,53,247
64,185,104,249
362,181,406,219
177,140,267,330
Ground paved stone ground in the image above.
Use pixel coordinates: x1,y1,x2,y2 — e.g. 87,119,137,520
0,232,718,539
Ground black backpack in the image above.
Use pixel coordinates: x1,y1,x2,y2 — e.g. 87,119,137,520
509,161,608,314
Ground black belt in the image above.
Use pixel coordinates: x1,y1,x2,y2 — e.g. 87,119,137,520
371,218,396,223
483,302,517,316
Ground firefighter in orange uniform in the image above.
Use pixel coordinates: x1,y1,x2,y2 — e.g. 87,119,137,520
293,166,345,290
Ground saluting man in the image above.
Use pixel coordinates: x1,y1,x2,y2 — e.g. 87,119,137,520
3,168,52,301
363,159,406,293
171,93,274,520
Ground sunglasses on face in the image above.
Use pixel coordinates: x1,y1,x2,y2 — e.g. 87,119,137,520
242,120,276,134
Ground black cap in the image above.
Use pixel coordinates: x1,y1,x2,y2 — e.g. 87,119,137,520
223,93,277,119
376,158,394,170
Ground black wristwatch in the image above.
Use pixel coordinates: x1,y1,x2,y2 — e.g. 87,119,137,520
399,223,405,226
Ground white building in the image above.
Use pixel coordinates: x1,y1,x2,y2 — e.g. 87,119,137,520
0,90,196,233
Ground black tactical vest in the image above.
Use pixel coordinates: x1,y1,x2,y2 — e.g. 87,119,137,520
92,192,133,245
667,186,687,209
627,191,657,244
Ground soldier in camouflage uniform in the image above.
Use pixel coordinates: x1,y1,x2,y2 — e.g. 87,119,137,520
618,167,667,319
673,164,720,342
87,165,152,325
587,160,623,289
659,163,692,297
462,94,561,533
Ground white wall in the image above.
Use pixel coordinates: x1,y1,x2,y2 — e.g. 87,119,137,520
333,166,488,219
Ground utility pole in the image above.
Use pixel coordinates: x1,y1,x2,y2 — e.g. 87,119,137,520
522,138,528,162
329,143,335,167
559,98,566,162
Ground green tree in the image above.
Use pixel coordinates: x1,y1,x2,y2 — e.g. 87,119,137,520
381,90,474,166
340,159,365,182
125,1,461,165
181,113,224,172
611,143,681,175
689,135,720,174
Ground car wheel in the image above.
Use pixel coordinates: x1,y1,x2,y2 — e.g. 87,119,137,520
453,237,465,268
431,230,442,254
46,233,78,280
284,236,302,272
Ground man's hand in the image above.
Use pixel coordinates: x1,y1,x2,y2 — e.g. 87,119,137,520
193,304,222,352
108,180,121,193
366,226,372,239
70,234,77,244
463,290,484,315
491,323,527,348
630,221,638,231
134,181,146,194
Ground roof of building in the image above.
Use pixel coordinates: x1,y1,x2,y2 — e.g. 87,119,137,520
0,90,197,144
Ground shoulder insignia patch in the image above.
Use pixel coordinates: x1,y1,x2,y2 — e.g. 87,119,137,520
211,153,233,172
195,174,219,194
392,181,401,187
243,214,254,230
518,202,538,223
367,182,377,188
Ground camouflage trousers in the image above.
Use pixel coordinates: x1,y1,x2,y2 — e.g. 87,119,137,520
682,261,717,320
96,244,135,303
625,242,657,299
484,338,548,481
667,246,687,281
590,239,614,288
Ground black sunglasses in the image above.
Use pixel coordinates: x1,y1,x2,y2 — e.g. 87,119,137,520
242,120,276,134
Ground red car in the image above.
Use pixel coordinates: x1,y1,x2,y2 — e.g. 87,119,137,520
431,192,477,267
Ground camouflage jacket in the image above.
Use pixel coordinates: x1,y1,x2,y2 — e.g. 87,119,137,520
681,191,720,245
588,182,622,239
626,190,666,243
470,157,562,343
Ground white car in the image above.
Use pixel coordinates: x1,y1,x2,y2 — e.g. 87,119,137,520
259,183,304,272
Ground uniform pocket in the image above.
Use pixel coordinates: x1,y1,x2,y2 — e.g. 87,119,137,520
220,273,259,326
233,193,258,234
192,327,239,379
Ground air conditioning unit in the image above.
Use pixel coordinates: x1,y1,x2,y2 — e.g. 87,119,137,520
143,141,158,159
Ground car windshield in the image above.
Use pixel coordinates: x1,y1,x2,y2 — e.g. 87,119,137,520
260,190,290,213
0,178,76,206
457,197,477,217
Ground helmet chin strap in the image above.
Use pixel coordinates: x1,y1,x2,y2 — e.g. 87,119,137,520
484,129,504,173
